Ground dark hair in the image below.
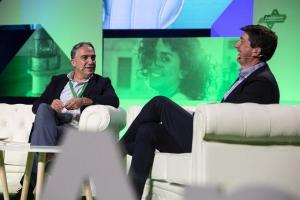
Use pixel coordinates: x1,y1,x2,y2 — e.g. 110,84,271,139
138,38,209,100
70,42,95,59
241,24,278,62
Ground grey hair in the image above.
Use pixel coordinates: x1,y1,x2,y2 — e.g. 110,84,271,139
70,42,95,59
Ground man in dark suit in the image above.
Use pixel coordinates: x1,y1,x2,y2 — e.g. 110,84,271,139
13,42,119,200
120,24,280,199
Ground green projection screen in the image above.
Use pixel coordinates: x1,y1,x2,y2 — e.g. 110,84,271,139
254,0,300,104
103,37,239,107
0,26,71,97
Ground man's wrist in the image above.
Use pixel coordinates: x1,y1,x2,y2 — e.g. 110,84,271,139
81,97,92,106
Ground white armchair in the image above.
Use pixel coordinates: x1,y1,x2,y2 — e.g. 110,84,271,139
0,103,126,193
126,103,300,200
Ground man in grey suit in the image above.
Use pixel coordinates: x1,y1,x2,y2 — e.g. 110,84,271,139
120,24,280,199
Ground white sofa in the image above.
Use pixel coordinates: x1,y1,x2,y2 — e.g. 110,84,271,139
126,103,300,200
0,103,126,193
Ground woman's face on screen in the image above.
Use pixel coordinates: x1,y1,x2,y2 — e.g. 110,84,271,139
146,39,183,96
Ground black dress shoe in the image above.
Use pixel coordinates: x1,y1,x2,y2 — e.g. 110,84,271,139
11,185,35,200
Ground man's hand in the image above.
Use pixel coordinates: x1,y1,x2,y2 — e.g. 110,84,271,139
64,98,87,110
51,99,64,112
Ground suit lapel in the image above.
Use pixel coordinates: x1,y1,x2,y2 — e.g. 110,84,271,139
222,64,268,102
82,75,96,97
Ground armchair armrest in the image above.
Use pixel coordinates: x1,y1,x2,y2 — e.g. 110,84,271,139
193,103,300,144
78,105,126,138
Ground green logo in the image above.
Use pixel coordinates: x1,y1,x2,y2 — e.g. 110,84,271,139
258,9,287,29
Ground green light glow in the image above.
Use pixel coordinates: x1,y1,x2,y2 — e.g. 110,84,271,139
0,0,102,74
103,37,239,107
0,27,71,97
254,0,300,104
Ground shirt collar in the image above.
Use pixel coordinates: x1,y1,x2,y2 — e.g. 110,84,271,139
239,62,266,79
67,71,92,83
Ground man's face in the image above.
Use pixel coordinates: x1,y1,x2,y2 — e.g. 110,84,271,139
71,45,96,79
235,32,259,67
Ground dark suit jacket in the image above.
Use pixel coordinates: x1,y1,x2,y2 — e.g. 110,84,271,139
32,73,119,113
222,64,280,104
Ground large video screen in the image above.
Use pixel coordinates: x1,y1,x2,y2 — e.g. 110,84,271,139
103,0,232,29
0,25,71,98
103,37,239,106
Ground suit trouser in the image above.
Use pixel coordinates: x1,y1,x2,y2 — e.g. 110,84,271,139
120,96,193,199
25,103,73,188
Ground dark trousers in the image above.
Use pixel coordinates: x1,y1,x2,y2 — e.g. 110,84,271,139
119,96,193,199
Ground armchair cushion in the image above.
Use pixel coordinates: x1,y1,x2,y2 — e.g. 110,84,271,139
0,104,33,166
0,104,34,142
152,153,191,185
